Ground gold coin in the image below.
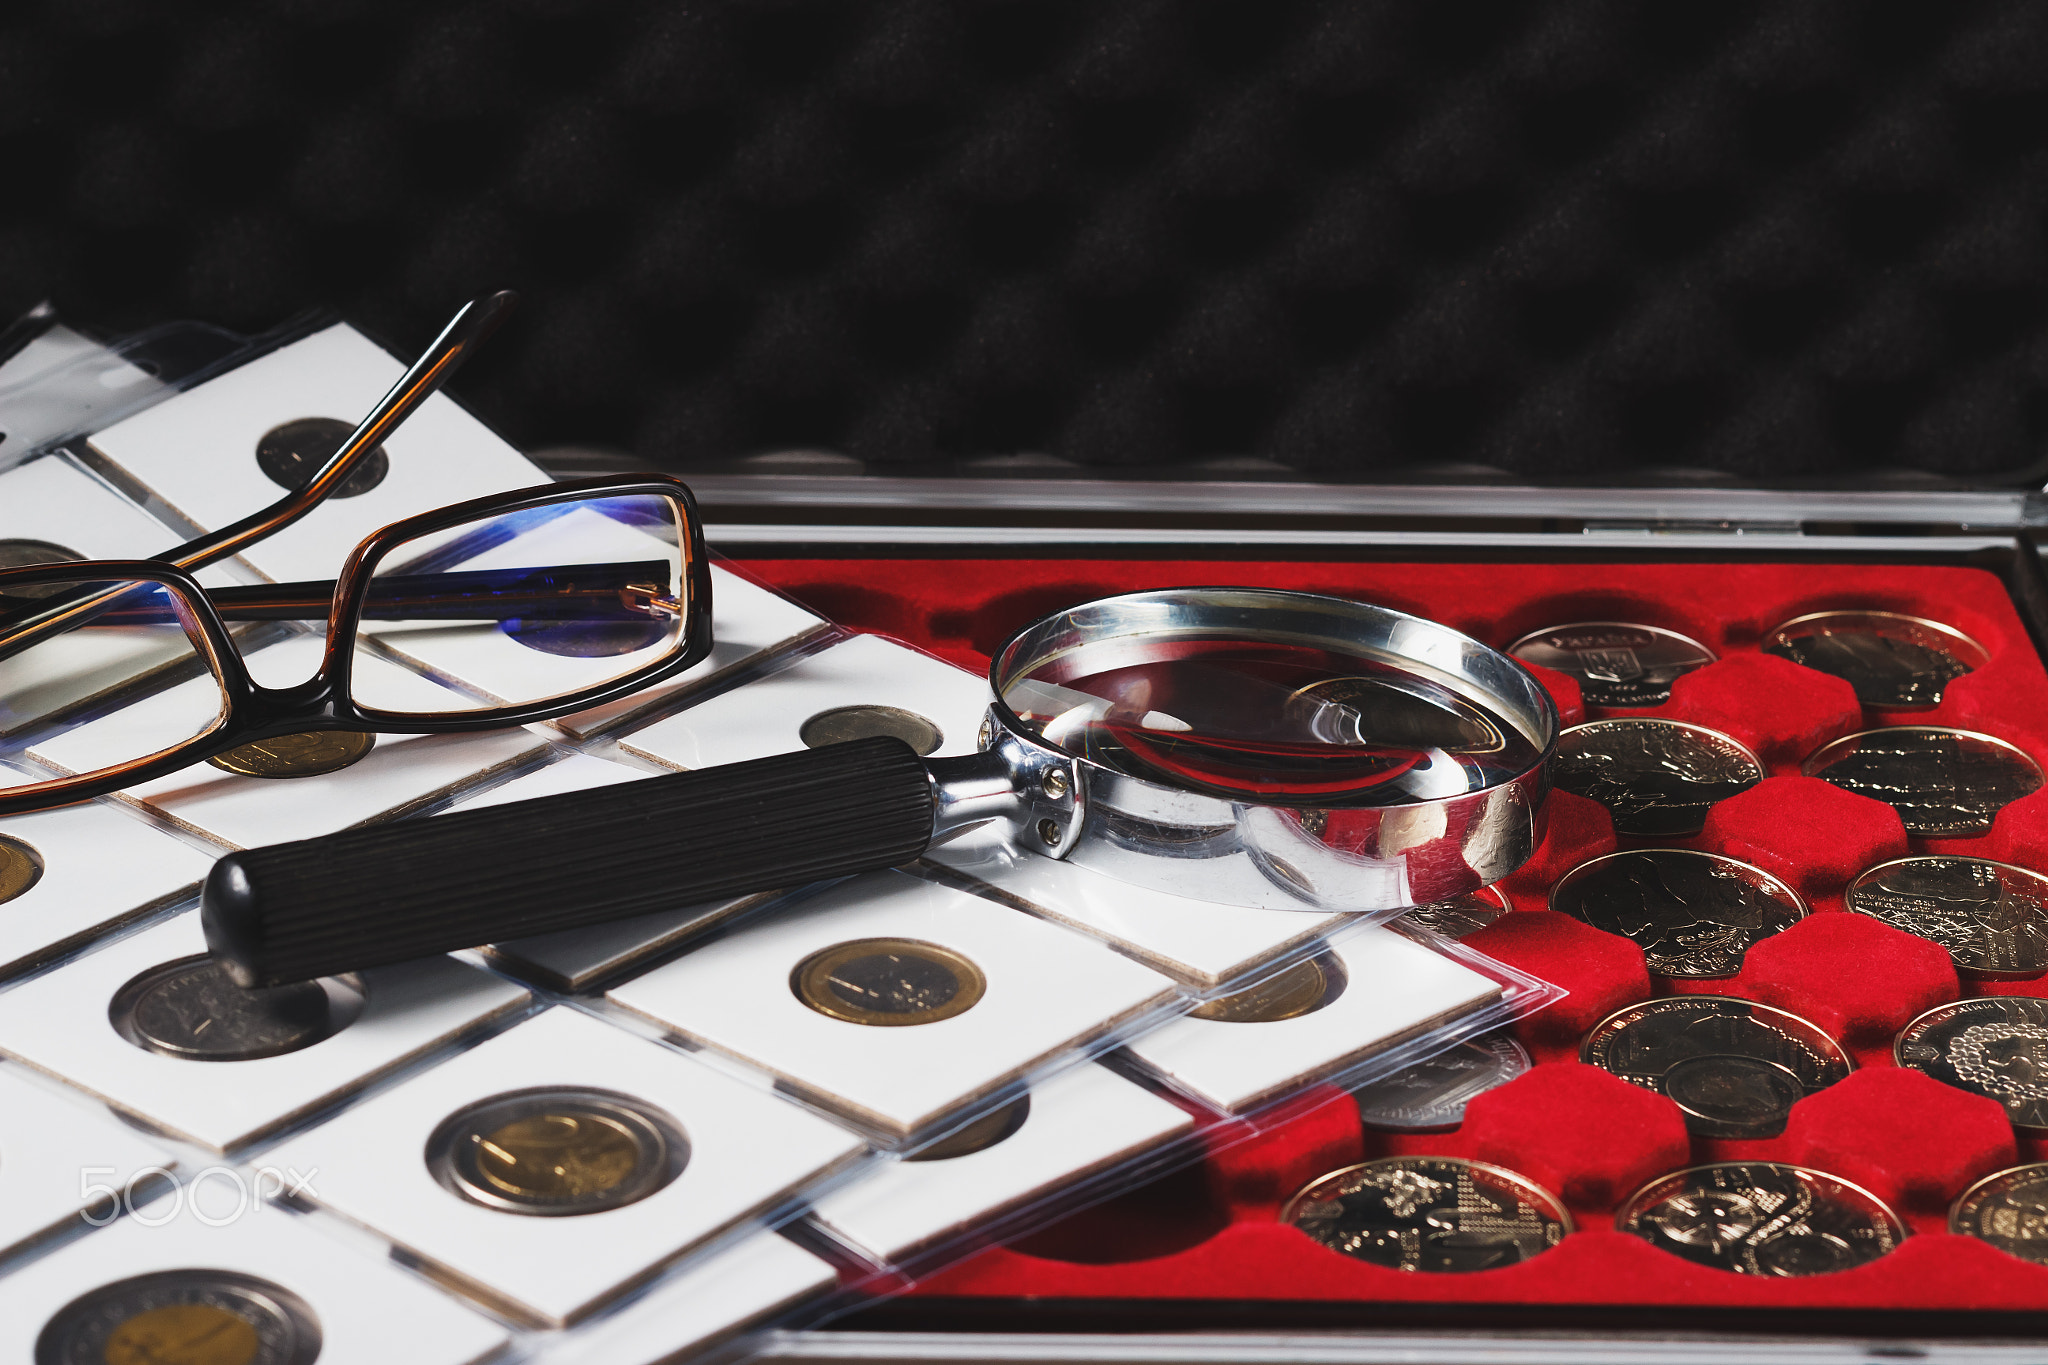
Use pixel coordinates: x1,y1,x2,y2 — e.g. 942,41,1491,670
207,730,375,778
476,1109,643,1201
429,1087,688,1216
0,834,43,904
793,937,987,1026
1191,954,1343,1022
103,1302,260,1365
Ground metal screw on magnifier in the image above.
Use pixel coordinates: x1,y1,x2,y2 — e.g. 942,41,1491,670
978,717,994,748
1042,769,1069,799
1038,818,1062,845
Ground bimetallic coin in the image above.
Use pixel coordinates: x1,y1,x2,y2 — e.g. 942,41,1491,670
429,1087,688,1216
1282,1156,1570,1272
256,415,388,498
1509,622,1716,709
1581,996,1850,1138
1617,1163,1905,1276
1553,719,1763,837
905,1095,1032,1161
800,704,944,756
1401,886,1509,940
1550,850,1805,978
793,937,987,1026
35,1268,322,1365
1764,610,1987,710
1951,1163,2048,1265
1897,997,2048,1132
1848,857,2048,979
1352,1032,1531,1132
1190,952,1345,1023
0,832,43,904
110,955,363,1062
207,730,376,779
1803,728,2043,838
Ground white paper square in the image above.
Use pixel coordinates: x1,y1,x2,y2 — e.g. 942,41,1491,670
27,635,549,848
809,1062,1194,1262
452,755,778,990
0,1064,174,1259
1121,924,1504,1113
267,1007,867,1327
0,799,214,979
617,632,987,770
0,1198,508,1365
85,322,550,585
0,913,531,1152
608,870,1177,1139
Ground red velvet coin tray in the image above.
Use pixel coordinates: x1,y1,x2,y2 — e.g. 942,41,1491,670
730,550,2048,1331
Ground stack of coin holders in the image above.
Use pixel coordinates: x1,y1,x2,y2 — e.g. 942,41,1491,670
0,318,1556,1362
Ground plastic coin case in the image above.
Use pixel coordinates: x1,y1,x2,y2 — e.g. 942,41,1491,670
265,1006,867,1328
606,868,1181,1141
615,630,991,770
1120,923,1511,1113
0,455,217,568
0,913,530,1152
0,1063,174,1259
26,634,550,848
809,1061,1196,1264
0,1196,507,1364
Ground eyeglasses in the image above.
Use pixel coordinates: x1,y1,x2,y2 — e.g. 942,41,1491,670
0,296,712,816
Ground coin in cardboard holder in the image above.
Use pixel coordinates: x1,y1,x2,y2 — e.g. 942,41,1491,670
1897,997,2048,1132
1951,1163,2048,1265
426,1086,690,1217
1616,1163,1906,1276
1847,857,2048,979
110,955,366,1063
1351,1032,1531,1132
799,704,945,756
1764,610,1988,709
1550,850,1806,978
1509,621,1717,709
1281,1156,1571,1272
255,414,389,498
904,1095,1033,1162
1552,719,1763,837
0,833,43,904
1399,885,1509,940
792,937,988,1027
1580,996,1851,1138
207,730,378,779
1804,727,2044,838
1188,951,1346,1024
34,1268,323,1365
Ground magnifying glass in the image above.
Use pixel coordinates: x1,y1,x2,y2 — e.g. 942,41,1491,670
203,587,1558,985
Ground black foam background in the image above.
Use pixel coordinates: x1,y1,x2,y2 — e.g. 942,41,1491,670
5,0,2047,483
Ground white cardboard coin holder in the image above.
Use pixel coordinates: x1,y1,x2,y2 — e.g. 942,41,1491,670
0,1063,175,1259
615,630,989,770
0,1196,508,1365
266,1006,868,1328
82,322,552,585
808,1061,1196,1265
454,754,788,991
26,634,550,848
0,796,213,979
605,869,1181,1143
0,912,531,1152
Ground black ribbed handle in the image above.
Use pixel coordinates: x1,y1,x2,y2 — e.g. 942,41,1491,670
203,736,935,986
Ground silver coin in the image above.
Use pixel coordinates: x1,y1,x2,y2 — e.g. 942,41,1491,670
1400,885,1508,939
35,1268,322,1365
1283,1156,1571,1272
1617,1162,1905,1276
1553,719,1763,837
1352,1032,1531,1131
1951,1162,2048,1265
1764,610,1987,710
1803,727,2043,838
1897,996,2048,1132
1848,857,2048,978
109,955,364,1062
1550,849,1805,977
1582,996,1851,1137
1509,622,1716,709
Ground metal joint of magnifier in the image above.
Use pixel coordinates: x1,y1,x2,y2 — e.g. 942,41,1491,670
203,587,1557,986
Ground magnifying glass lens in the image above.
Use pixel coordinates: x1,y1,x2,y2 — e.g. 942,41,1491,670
1005,639,1538,806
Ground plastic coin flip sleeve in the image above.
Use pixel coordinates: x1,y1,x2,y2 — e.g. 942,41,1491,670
1122,923,1508,1113
266,1006,867,1328
0,914,530,1152
0,799,212,979
82,322,551,585
606,869,1180,1141
0,1064,173,1258
809,1061,1196,1264
0,1198,508,1365
615,631,990,770
27,634,549,848
0,455,211,566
